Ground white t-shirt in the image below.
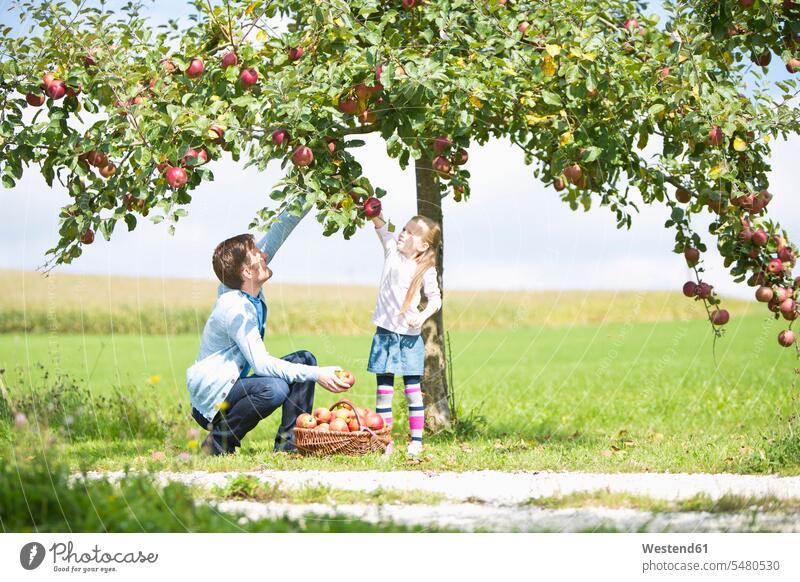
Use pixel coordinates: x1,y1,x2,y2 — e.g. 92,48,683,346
372,223,442,335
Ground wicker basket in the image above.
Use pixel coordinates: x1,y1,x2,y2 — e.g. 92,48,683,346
295,399,392,456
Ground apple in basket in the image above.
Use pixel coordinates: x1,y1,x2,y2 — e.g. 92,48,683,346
295,413,317,429
329,418,350,432
366,413,385,430
315,423,330,432
347,417,362,432
356,407,371,418
332,408,354,422
313,407,332,423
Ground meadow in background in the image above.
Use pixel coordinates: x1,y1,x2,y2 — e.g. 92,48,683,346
1,269,797,478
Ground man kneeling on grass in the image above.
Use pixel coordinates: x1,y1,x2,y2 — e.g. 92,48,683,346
187,209,350,455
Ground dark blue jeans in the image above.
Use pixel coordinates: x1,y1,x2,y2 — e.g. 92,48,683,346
191,350,316,455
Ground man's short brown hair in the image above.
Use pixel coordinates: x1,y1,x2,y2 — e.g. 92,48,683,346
212,234,257,290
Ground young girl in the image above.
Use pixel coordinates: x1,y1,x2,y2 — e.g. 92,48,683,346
368,206,442,456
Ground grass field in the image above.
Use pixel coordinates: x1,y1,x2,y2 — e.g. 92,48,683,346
2,279,799,475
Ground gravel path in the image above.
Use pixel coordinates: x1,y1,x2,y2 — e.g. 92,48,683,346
208,500,800,533
80,469,800,504
75,469,800,532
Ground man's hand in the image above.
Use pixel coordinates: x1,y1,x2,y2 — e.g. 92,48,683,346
316,366,351,393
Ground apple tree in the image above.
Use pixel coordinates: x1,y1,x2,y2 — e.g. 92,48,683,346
2,0,800,428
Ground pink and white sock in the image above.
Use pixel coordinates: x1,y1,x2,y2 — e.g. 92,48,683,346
375,373,394,428
403,375,424,445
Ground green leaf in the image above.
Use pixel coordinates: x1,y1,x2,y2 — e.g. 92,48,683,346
541,91,561,106
124,214,137,231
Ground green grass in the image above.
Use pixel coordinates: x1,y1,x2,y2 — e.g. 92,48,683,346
204,474,447,505
0,448,439,533
526,490,800,514
2,310,800,475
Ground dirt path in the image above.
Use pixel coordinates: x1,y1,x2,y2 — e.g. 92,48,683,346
76,469,800,532
80,469,800,504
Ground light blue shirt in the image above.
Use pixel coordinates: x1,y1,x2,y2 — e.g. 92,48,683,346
187,204,316,422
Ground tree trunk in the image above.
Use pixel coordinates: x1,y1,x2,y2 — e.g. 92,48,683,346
414,155,452,430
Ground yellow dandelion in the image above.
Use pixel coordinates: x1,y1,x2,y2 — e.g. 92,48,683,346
146,375,161,385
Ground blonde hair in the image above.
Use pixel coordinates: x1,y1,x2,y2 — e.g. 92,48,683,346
401,215,442,313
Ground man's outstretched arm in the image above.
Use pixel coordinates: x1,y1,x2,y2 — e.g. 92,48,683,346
217,199,310,296
256,198,311,264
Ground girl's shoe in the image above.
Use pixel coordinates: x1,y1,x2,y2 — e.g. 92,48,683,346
406,441,423,456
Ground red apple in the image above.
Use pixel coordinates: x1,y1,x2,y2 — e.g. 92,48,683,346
347,417,362,432
710,309,730,326
563,163,582,185
737,228,753,243
778,330,796,347
99,163,116,178
221,52,238,68
433,155,452,178
787,58,800,73
518,21,530,34
166,166,188,189
706,124,724,147
291,145,314,167
751,229,768,246
364,196,382,218
740,0,755,7
658,67,670,79
338,97,358,114
682,281,698,297
329,418,350,432
288,46,303,62
365,413,385,430
684,247,700,267
676,186,692,203
26,93,45,107
208,125,224,144
326,138,337,153
755,286,774,303
81,229,95,244
313,408,332,423
181,148,209,166
775,287,790,303
553,177,565,191
240,68,258,87
767,258,784,274
453,148,469,165
335,369,356,388
356,407,371,419
295,413,317,429
433,135,452,153
754,50,772,67
623,18,639,30
695,282,713,299
402,0,416,9
86,151,108,168
186,58,204,78
358,110,377,124
315,422,330,432
779,247,796,264
46,80,66,100
272,128,290,147
41,72,55,88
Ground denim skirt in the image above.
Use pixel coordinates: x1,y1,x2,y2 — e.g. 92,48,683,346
367,326,425,376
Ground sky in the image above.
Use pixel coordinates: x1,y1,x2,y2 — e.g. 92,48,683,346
1,1,798,300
